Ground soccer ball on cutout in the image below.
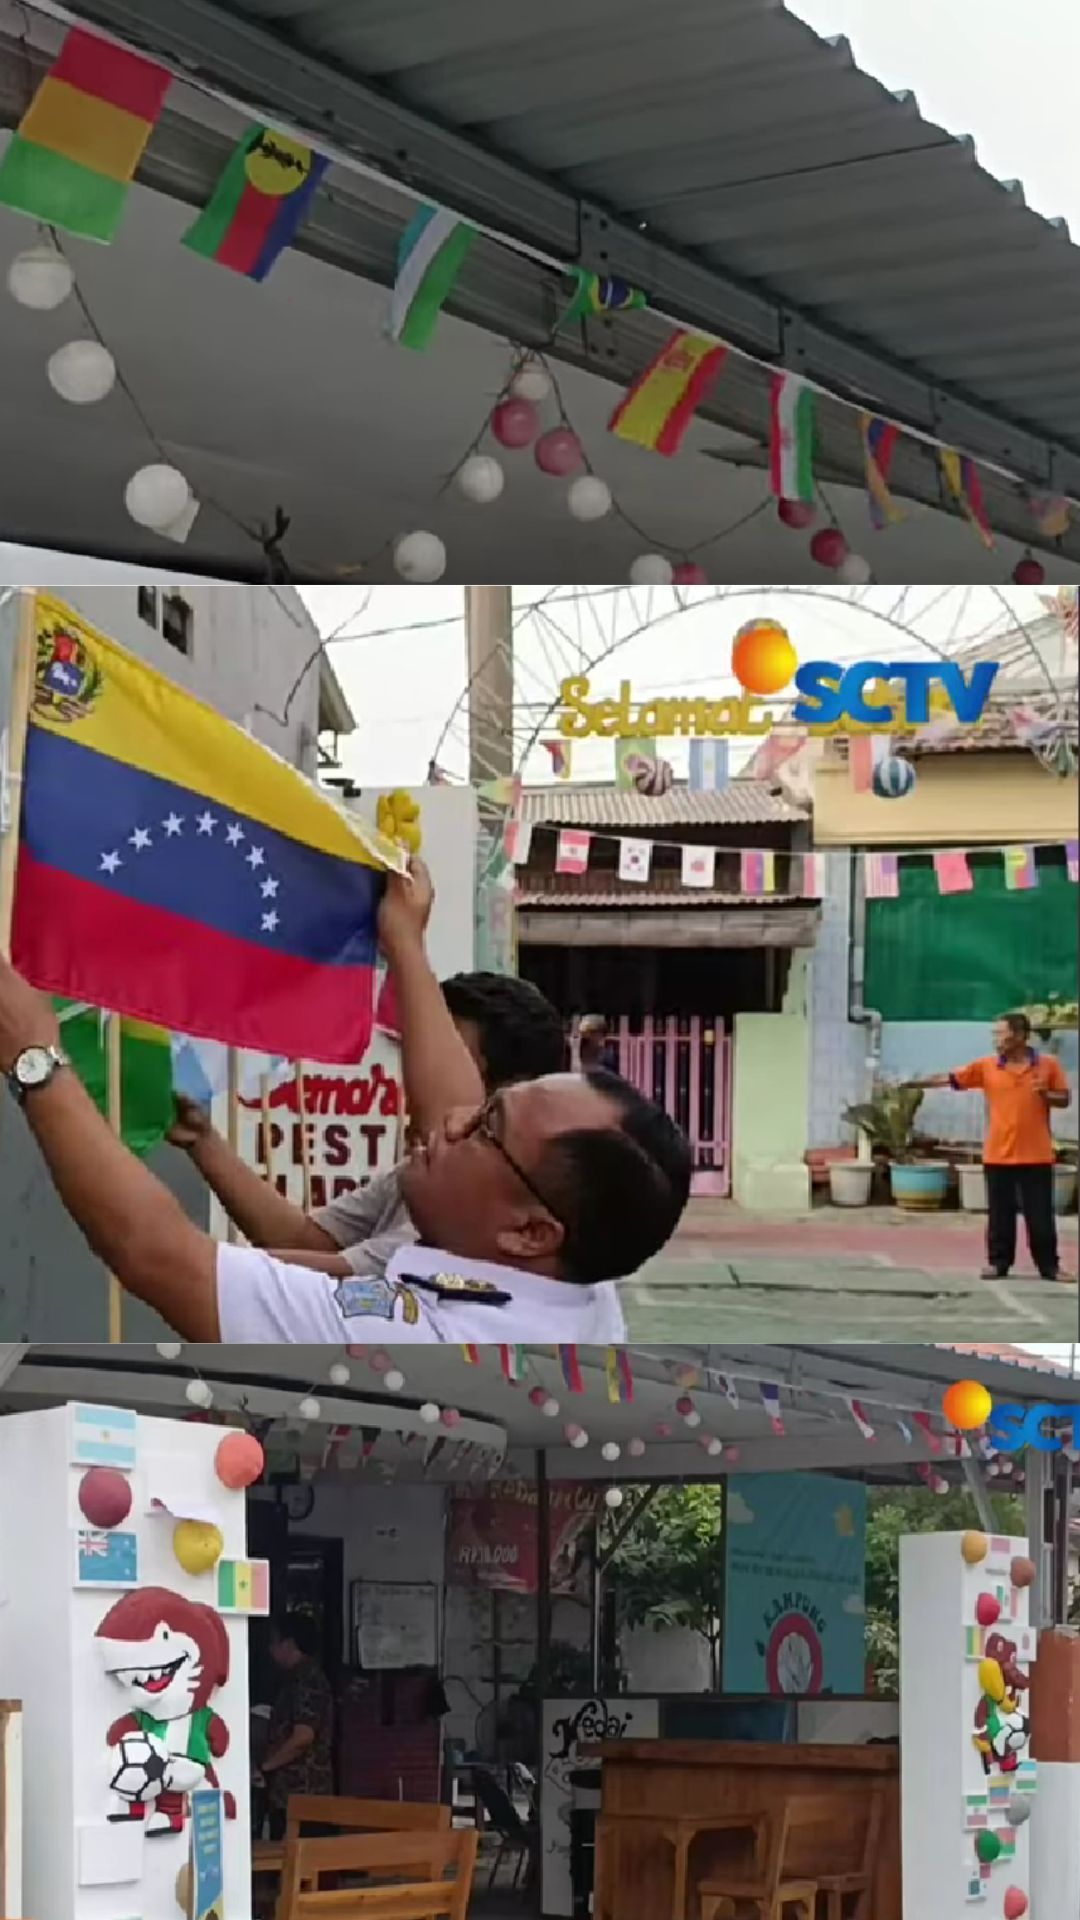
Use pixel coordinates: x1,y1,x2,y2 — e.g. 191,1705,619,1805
871,754,916,799
109,1732,168,1806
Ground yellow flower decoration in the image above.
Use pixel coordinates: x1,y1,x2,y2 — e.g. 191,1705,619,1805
376,789,422,856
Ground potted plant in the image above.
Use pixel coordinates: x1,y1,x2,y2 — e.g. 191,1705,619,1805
827,1153,873,1208
843,1085,950,1211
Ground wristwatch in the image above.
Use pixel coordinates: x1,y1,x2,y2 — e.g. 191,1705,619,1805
7,1044,71,1105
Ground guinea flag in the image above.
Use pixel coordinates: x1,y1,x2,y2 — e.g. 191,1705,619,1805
183,124,329,282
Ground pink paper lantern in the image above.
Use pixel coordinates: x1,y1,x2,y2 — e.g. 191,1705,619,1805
529,1386,549,1408
778,497,816,530
655,1423,672,1439
492,398,540,449
672,562,708,584
724,1446,742,1464
675,1395,695,1417
535,428,584,476
215,1430,265,1491
369,1350,392,1374
441,1408,462,1429
564,1423,584,1444
78,1466,132,1530
1012,554,1045,585
810,527,848,570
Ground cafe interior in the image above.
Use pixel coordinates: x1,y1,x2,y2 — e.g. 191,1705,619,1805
0,1339,1075,1919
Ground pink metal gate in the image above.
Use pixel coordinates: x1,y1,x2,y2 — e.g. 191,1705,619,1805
615,1015,732,1197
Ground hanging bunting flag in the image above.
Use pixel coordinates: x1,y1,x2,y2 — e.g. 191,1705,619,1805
560,268,648,327
542,739,572,780
461,1345,480,1365
477,774,520,807
608,330,729,457
760,1383,785,1435
896,1417,913,1445
504,818,533,865
939,449,995,549
0,27,172,241
1042,586,1078,641
800,852,826,897
1002,845,1038,891
1027,493,1070,539
1065,840,1079,883
183,125,329,281
615,737,658,791
860,414,903,528
681,845,716,889
933,850,974,895
360,1426,380,1461
388,205,476,350
769,373,816,504
913,1411,943,1453
607,1348,634,1404
499,1346,526,1383
847,1399,876,1442
716,1374,739,1409
555,829,591,875
739,849,776,895
864,852,900,900
558,1346,584,1393
688,739,730,791
848,732,891,794
618,838,653,883
321,1424,353,1470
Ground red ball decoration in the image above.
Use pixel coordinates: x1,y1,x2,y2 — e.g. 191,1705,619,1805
975,1591,1002,1627
441,1408,463,1429
778,497,817,530
529,1386,549,1408
215,1429,265,1491
535,427,584,477
492,398,540,449
675,1395,695,1417
672,562,708,584
1003,1889,1029,1920
1012,554,1045,585
810,527,848,570
78,1466,132,1530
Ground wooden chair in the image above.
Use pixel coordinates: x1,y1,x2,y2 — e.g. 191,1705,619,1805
274,1829,478,1920
256,1797,450,1895
813,1785,884,1920
698,1794,835,1920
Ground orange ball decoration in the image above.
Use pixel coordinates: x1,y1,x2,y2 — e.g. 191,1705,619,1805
215,1430,265,1490
730,619,798,697
1010,1557,1036,1590
942,1380,992,1432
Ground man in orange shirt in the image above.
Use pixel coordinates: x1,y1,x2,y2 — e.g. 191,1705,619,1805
908,1012,1072,1283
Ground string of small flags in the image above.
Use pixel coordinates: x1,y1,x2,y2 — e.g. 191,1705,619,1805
866,837,1079,899
506,821,828,897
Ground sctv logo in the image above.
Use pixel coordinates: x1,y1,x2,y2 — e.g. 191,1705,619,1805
943,1378,1077,1454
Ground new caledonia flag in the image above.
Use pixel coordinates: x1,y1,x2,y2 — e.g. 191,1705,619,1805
183,124,329,281
12,595,401,1063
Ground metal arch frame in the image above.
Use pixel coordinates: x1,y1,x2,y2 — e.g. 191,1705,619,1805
29,0,1080,506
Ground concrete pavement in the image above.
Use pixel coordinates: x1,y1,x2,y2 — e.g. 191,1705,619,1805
623,1202,1079,1342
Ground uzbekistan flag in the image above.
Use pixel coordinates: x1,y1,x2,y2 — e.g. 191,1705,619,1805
0,27,171,241
13,594,399,1063
769,373,816,503
389,206,476,350
608,331,728,457
183,124,329,281
860,414,902,528
939,449,995,549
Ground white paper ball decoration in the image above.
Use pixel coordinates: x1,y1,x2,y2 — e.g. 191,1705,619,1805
185,1378,212,1407
510,360,552,404
47,340,116,405
626,1438,646,1458
569,1428,590,1449
125,464,192,533
384,1369,405,1392
419,1402,441,1425
604,1486,625,1509
567,475,612,522
156,1342,182,1361
393,530,447,583
837,553,872,584
457,455,505,504
601,1441,622,1463
328,1363,351,1387
298,1396,321,1421
7,245,74,310
629,553,674,586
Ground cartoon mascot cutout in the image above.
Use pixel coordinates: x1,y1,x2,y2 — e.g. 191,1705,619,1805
96,1587,237,1836
972,1631,1030,1775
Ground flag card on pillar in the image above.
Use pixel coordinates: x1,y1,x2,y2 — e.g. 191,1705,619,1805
555,829,591,875
688,738,730,791
70,1402,138,1469
681,844,716,889
75,1527,139,1587
216,1557,271,1615
618,838,653,883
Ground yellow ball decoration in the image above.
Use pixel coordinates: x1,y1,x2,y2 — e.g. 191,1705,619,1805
173,1519,224,1576
961,1530,989,1566
376,789,422,856
175,1863,192,1913
978,1657,1006,1703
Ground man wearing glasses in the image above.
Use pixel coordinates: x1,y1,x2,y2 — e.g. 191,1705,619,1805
0,863,690,1343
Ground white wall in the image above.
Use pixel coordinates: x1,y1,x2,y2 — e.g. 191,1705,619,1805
349,784,479,983
621,1624,711,1694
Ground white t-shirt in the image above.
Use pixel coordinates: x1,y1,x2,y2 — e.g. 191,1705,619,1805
216,1241,628,1345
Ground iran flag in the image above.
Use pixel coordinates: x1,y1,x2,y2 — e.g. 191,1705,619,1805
769,372,816,503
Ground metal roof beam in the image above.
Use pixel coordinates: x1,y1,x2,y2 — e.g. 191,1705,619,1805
52,0,1080,497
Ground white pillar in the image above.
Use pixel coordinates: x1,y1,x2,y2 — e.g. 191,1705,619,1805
0,1404,260,1920
1029,1627,1080,1918
900,1530,1036,1919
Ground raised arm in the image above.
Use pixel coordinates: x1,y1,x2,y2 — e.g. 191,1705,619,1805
378,857,484,1133
168,1098,338,1251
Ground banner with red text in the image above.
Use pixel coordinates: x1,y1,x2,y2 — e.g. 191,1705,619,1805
447,1480,600,1595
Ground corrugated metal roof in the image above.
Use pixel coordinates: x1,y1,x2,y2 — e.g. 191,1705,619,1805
517,877,808,908
221,0,1080,449
521,781,807,827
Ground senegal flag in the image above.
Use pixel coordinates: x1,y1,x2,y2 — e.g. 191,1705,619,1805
57,1001,173,1157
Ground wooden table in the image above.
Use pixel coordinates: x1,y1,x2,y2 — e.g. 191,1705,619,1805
591,1739,900,1920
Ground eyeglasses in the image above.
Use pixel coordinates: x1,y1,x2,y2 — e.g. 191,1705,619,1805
466,1095,569,1229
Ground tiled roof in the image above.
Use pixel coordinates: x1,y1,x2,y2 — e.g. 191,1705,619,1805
521,782,807,828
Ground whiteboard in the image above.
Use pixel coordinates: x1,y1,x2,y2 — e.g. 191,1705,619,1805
354,1581,439,1670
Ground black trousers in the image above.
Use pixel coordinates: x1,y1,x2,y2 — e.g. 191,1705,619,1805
985,1163,1059,1277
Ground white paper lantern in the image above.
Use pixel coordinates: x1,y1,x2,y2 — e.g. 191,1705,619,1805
384,1369,406,1392
456,454,505,505
125,464,192,533
542,1396,561,1417
629,553,674,586
393,530,447,583
683,1409,702,1429
419,1402,441,1425
601,1441,621,1462
7,245,74,310
185,1378,212,1407
567,475,612,522
298,1396,321,1421
510,360,552,404
569,1428,590,1449
704,1437,724,1456
328,1362,351,1387
604,1486,625,1509
47,340,116,405
156,1342,182,1360
837,552,872,584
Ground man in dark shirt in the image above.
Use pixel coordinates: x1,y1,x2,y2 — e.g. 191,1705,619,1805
258,1613,335,1838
